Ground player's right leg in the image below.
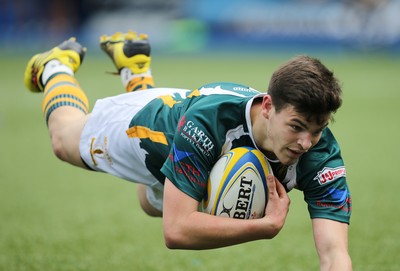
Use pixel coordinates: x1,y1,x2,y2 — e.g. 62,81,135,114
24,38,90,169
99,30,155,92
100,31,163,216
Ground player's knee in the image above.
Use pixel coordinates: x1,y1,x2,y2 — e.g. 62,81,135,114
50,132,68,162
47,116,87,167
141,203,162,217
137,184,162,217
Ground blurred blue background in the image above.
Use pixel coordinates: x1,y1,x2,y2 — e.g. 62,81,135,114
2,0,400,54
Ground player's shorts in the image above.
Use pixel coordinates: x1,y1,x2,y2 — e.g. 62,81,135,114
79,88,190,211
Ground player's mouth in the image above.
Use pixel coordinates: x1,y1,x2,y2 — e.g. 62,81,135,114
286,148,305,159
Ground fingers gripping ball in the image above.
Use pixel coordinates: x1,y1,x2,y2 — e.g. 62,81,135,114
202,147,273,219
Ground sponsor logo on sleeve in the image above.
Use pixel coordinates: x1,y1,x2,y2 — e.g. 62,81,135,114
314,166,346,185
178,116,215,156
316,187,352,213
169,144,206,188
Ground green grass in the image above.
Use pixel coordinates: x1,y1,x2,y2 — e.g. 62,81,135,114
1,51,400,270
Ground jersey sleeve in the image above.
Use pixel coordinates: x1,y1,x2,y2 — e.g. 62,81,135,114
297,129,352,224
160,112,219,201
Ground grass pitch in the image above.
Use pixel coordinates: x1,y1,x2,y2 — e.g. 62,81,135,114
1,50,399,270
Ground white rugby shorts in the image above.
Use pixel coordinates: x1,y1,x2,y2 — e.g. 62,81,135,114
79,88,190,211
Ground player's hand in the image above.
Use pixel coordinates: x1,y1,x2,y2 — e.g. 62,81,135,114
263,175,290,236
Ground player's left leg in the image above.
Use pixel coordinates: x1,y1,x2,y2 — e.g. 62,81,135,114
136,184,162,217
24,38,90,169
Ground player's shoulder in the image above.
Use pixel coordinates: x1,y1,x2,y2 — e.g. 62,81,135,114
197,82,262,97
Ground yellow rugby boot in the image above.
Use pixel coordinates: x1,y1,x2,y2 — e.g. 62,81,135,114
100,30,151,75
24,38,86,92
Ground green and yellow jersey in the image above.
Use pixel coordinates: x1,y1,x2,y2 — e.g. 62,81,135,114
127,82,352,223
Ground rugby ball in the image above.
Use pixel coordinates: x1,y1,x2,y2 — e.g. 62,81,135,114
202,147,273,219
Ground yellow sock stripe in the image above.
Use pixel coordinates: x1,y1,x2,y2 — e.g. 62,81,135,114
42,88,89,125
126,126,168,145
44,99,88,124
43,73,88,108
43,93,88,113
126,76,154,92
44,73,79,92
42,83,89,112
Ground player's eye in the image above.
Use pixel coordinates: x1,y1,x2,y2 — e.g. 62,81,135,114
290,125,302,132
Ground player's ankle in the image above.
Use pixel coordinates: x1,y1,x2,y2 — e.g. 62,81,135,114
120,67,152,88
42,60,74,87
123,72,155,92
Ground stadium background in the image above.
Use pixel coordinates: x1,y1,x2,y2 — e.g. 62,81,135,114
1,0,399,270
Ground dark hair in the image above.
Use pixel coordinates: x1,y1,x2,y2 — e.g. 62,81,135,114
268,55,342,124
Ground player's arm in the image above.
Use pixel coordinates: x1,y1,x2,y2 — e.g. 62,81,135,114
312,218,352,271
162,175,290,250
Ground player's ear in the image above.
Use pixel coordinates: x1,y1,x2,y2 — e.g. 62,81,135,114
261,95,273,119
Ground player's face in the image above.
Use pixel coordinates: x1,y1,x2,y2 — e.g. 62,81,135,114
256,97,329,165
